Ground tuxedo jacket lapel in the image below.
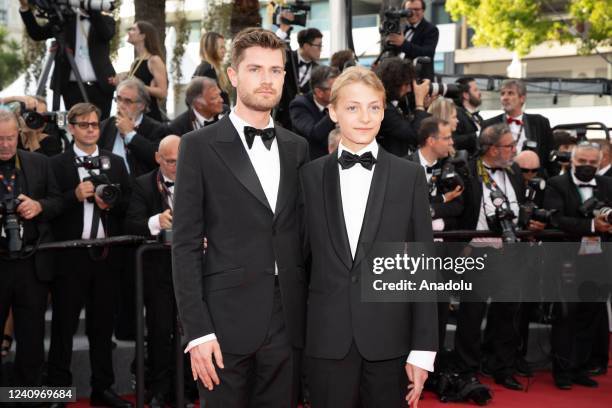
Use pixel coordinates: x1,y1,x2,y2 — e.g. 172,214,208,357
212,117,272,213
523,114,535,142
323,152,353,270
274,129,297,221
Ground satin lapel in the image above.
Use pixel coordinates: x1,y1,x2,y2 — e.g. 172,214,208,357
323,152,353,270
352,148,390,270
274,129,297,221
211,117,272,213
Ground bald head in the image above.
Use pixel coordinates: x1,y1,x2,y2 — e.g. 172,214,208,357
515,150,540,182
156,135,181,180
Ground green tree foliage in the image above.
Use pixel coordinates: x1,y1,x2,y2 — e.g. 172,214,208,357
446,0,612,55
0,28,24,91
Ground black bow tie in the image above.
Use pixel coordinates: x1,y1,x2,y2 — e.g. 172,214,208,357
80,15,89,20
577,184,595,188
485,166,503,174
338,151,377,171
244,126,276,150
164,181,174,188
298,60,312,68
425,166,435,174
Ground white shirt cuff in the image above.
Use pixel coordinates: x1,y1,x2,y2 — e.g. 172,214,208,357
406,350,436,372
591,219,595,233
124,130,137,144
275,28,288,41
147,214,162,236
184,333,217,353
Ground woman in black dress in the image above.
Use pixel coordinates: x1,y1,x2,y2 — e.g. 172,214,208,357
193,31,231,105
123,21,168,122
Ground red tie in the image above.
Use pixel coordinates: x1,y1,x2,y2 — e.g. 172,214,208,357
507,117,523,126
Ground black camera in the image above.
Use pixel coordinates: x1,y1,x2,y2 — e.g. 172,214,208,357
0,188,23,254
486,189,518,242
74,155,121,206
549,150,572,164
579,197,612,224
413,57,462,99
29,0,115,12
432,150,468,194
379,8,413,37
274,0,311,27
518,178,557,228
20,107,67,130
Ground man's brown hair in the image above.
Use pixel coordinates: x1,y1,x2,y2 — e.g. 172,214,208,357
67,103,100,124
231,27,286,68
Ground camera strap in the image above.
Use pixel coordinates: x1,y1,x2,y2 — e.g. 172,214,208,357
0,155,21,196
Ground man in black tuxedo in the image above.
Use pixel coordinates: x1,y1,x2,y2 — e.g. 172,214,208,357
19,0,115,119
386,0,439,60
167,77,228,136
172,28,309,407
595,139,612,178
300,66,437,408
125,135,186,407
454,77,483,154
275,27,323,129
543,142,612,389
99,78,165,178
289,65,339,159
482,79,554,174
47,103,132,407
0,110,62,386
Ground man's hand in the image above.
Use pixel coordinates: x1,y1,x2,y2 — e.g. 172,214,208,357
16,194,42,220
190,340,224,391
528,220,546,231
159,209,173,229
594,215,612,233
405,363,428,407
116,111,136,136
412,79,430,109
386,33,405,47
94,194,110,211
443,185,463,203
75,181,95,202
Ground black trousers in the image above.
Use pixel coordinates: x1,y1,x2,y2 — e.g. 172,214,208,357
61,81,113,120
46,249,118,390
198,282,298,408
0,259,48,386
307,342,408,408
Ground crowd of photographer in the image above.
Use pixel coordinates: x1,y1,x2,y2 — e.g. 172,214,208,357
1,0,611,407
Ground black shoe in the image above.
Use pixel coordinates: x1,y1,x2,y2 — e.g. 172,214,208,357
515,357,534,377
572,375,598,388
149,394,166,408
458,375,492,406
494,374,524,391
90,389,134,408
586,366,608,376
554,375,573,390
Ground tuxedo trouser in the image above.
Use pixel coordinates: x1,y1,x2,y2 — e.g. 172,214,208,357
0,259,47,386
306,342,408,408
198,280,299,408
62,81,113,120
46,249,117,390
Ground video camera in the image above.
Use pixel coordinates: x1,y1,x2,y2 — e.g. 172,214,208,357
272,0,311,27
414,57,462,99
579,197,612,224
549,150,572,164
29,0,114,24
0,175,23,254
74,155,121,206
379,8,413,37
487,189,518,242
432,150,468,194
518,178,557,229
18,103,67,130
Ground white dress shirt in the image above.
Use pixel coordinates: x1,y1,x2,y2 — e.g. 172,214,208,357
507,113,527,152
338,141,436,372
597,164,611,176
185,110,281,353
192,109,218,130
113,114,143,174
71,12,97,82
147,174,174,236
73,144,105,239
417,150,445,232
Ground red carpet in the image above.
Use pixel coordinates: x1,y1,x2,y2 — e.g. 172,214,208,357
68,369,612,407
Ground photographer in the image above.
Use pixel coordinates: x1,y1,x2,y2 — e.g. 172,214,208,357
167,77,228,136
374,57,431,157
385,0,439,60
543,142,612,389
276,27,323,129
454,77,483,154
549,130,577,176
0,110,62,386
48,103,131,407
19,0,116,119
99,78,165,177
289,65,339,159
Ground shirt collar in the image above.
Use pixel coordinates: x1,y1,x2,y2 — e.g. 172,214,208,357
337,139,379,159
571,170,597,187
193,108,214,124
73,143,99,157
506,112,523,121
297,52,311,65
418,149,437,168
597,164,611,176
313,98,326,112
135,114,144,127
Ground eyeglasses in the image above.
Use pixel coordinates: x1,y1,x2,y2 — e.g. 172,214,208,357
70,121,100,130
308,42,323,49
115,95,140,106
520,167,540,174
495,142,518,149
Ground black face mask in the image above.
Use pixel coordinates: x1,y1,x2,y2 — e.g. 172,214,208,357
574,165,597,182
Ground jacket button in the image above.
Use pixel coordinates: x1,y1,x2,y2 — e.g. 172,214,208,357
351,275,358,283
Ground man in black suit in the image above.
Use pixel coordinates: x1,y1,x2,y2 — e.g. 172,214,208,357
482,79,554,174
172,28,309,407
386,0,439,60
0,110,62,386
125,135,184,407
19,0,115,119
543,142,612,389
300,66,437,408
275,27,323,129
454,77,483,154
167,77,228,136
47,103,132,407
99,78,165,178
289,65,339,159
595,139,612,178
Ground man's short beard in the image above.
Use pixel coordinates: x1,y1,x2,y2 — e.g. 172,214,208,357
239,91,280,112
468,94,481,108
